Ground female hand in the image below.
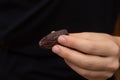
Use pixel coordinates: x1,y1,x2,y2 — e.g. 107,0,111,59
52,32,120,80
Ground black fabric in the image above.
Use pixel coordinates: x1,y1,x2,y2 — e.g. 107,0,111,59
0,0,119,80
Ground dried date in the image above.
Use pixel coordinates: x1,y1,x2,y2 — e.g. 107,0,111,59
39,29,69,49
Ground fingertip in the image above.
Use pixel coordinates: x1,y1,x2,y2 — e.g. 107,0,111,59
58,35,67,44
52,45,61,53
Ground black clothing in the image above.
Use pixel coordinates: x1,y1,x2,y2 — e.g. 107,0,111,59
0,0,119,80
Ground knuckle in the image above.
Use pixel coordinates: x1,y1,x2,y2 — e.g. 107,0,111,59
105,73,114,78
111,45,119,56
108,61,119,71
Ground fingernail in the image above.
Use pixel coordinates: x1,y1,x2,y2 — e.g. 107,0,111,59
52,45,60,53
58,35,67,43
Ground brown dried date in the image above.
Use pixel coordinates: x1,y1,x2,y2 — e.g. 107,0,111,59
39,29,69,49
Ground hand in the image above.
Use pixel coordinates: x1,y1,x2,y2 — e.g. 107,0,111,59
52,32,120,80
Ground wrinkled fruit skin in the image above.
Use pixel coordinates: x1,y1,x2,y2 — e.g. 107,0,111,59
39,29,69,49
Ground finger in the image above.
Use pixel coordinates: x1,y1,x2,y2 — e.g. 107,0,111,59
57,35,118,57
52,45,117,71
69,32,111,40
64,60,113,80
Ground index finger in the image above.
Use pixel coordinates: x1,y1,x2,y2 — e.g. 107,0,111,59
57,35,118,57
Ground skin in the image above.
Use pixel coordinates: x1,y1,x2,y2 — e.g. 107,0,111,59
52,32,120,80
